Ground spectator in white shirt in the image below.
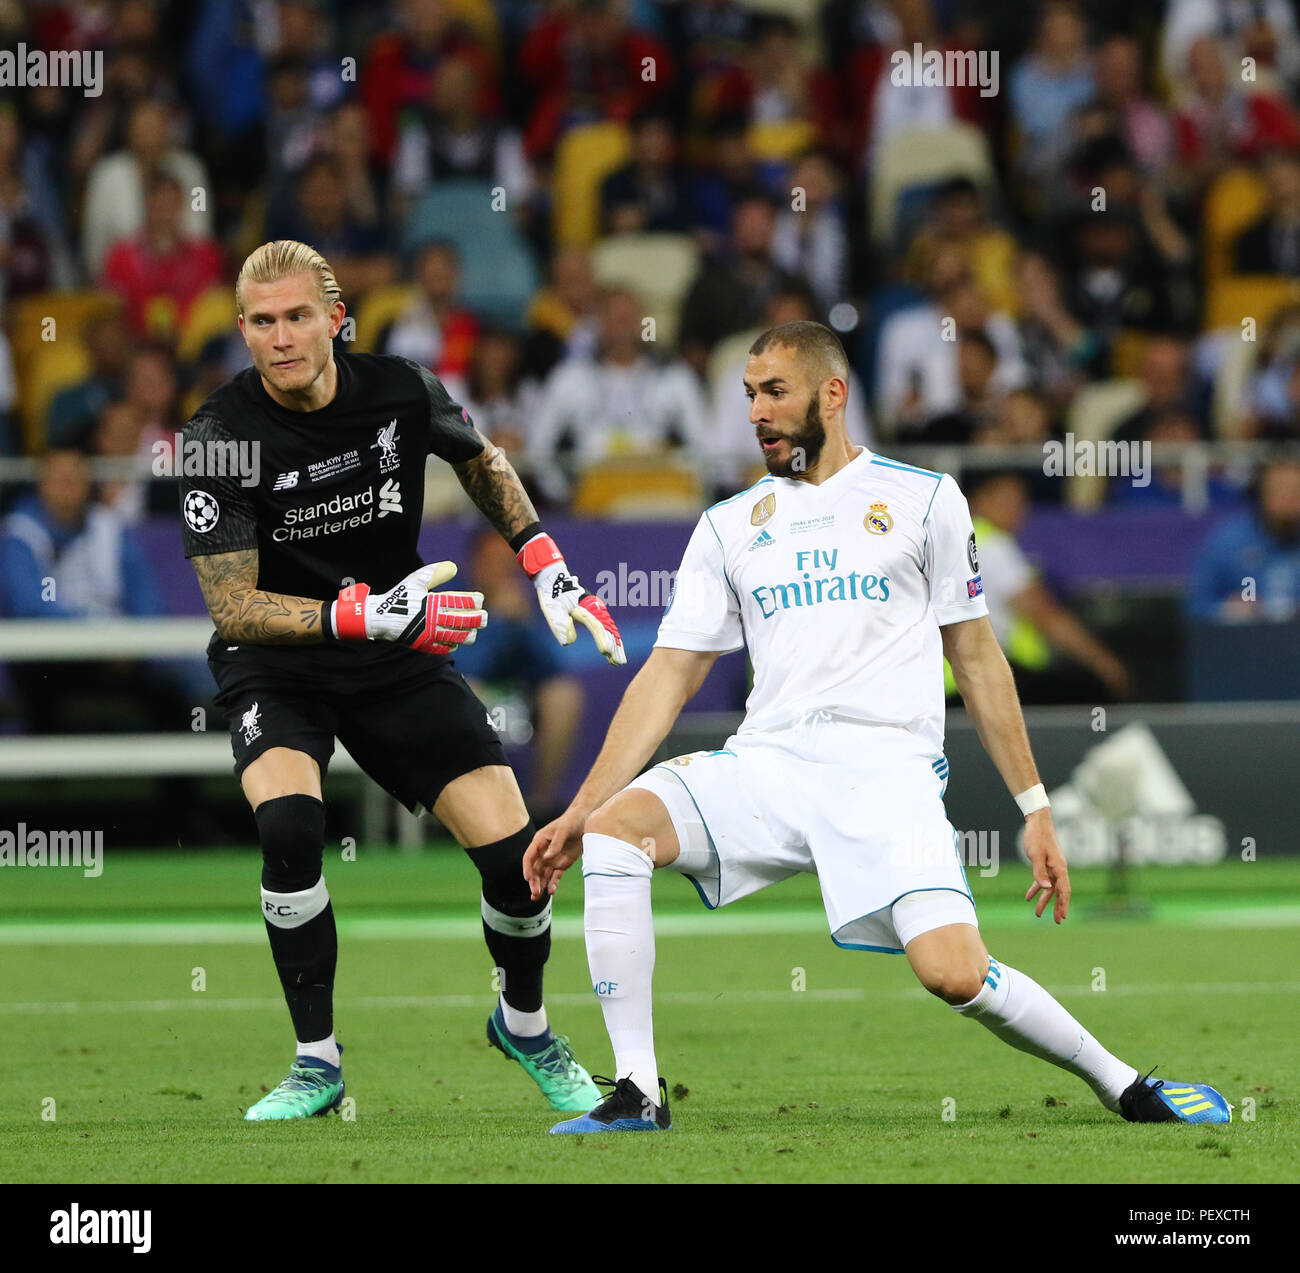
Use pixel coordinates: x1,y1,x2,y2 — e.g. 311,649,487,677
1161,0,1300,91
528,287,709,502
877,271,1027,436
81,98,212,279
770,151,850,315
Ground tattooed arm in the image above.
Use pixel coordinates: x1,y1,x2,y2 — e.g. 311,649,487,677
452,439,539,541
192,548,327,644
453,434,628,665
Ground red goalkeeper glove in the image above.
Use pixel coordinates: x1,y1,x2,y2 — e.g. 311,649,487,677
328,561,487,654
516,532,626,666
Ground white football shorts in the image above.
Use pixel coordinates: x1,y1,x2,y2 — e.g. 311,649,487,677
626,712,978,952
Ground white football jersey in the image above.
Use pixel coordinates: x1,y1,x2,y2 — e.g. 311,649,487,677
655,446,989,752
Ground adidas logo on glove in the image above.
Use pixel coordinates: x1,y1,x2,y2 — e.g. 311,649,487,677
551,573,581,601
374,585,410,617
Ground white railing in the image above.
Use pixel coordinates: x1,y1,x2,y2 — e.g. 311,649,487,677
0,618,430,848
0,617,212,660
0,440,1290,513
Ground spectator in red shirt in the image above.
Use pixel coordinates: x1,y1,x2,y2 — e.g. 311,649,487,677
384,240,481,394
100,169,223,340
360,0,496,166
520,0,674,162
1173,35,1300,191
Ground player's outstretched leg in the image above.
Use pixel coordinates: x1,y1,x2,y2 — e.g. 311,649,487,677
906,915,1231,1123
549,790,675,1133
245,792,346,1120
471,823,601,1111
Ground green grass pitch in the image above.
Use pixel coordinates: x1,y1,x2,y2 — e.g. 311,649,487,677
1,849,1296,1183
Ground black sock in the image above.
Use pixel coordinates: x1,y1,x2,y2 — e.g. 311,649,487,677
466,824,550,1018
255,794,336,1045
263,902,338,1044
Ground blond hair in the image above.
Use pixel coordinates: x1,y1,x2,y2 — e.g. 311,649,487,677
235,240,342,316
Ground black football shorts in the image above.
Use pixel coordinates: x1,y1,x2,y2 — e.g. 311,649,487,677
209,647,508,813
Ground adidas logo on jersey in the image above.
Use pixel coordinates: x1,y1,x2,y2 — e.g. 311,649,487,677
748,529,776,552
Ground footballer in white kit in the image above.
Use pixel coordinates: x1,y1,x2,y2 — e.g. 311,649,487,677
525,321,1231,1133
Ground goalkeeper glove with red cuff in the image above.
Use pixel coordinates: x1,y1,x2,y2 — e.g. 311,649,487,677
516,531,626,666
327,561,487,654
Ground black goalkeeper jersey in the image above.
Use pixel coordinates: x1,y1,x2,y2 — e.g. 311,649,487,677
179,352,484,676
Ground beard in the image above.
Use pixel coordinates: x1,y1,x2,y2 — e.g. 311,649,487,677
758,394,827,477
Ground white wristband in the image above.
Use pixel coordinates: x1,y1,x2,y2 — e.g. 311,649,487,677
1015,783,1050,816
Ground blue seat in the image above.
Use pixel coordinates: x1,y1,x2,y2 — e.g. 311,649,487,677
402,181,540,326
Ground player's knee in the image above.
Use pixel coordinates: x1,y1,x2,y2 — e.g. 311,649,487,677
255,793,326,892
585,791,661,863
466,822,543,915
918,961,986,1006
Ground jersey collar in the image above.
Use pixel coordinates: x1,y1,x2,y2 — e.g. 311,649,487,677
776,443,870,492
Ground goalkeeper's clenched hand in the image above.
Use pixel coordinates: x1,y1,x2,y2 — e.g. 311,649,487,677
329,561,487,654
516,532,626,665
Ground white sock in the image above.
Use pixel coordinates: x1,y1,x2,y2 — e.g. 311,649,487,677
954,957,1139,1111
296,1033,340,1068
582,832,660,1106
500,998,548,1038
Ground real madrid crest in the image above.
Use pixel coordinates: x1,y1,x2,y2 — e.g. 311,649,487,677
864,501,893,534
751,493,776,526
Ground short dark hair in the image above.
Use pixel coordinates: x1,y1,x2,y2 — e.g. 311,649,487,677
749,320,849,387
935,175,980,203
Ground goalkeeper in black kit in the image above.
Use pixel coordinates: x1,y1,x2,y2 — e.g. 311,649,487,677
178,240,625,1119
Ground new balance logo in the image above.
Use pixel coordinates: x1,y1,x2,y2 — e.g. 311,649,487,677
378,477,402,517
273,471,299,490
748,529,776,552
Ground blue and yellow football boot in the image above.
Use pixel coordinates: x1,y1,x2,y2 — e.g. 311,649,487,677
1119,1067,1233,1124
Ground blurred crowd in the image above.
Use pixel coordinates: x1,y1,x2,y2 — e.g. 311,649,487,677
0,0,1298,731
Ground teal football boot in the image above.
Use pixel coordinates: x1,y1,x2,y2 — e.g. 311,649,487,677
487,1006,601,1111
245,1048,345,1121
